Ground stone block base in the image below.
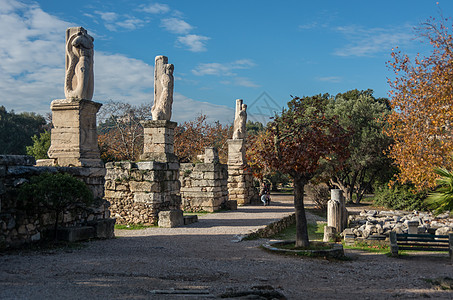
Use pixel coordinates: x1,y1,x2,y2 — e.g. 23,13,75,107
224,200,238,210
158,210,184,228
57,226,95,242
90,218,116,239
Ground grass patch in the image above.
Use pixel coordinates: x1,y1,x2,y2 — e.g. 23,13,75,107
343,240,390,254
114,224,155,230
271,222,326,241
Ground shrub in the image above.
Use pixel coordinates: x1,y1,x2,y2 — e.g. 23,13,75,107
305,183,330,210
373,183,427,211
18,172,94,240
26,130,51,160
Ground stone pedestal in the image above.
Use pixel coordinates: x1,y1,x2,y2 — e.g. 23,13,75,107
228,139,246,165
140,120,177,162
227,139,257,205
48,98,103,167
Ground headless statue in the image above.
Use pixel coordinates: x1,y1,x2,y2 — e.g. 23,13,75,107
64,27,94,100
232,99,247,140
152,56,174,120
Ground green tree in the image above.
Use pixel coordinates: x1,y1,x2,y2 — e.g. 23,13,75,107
0,106,46,155
18,172,94,240
26,130,51,160
247,94,349,247
245,120,265,136
326,89,394,203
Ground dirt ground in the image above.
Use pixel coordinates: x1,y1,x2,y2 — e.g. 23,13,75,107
1,194,452,299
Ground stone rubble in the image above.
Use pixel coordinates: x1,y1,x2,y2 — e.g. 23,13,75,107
344,209,453,241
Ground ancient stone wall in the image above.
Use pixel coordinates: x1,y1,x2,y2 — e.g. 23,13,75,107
104,161,181,225
0,155,112,249
180,162,228,212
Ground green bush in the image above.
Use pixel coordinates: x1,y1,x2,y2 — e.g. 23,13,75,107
373,183,427,211
18,172,94,240
26,130,51,160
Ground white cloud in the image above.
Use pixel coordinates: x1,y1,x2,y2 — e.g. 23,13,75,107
234,77,260,88
94,52,154,104
95,11,118,22
334,25,414,57
0,0,228,123
172,93,234,124
160,17,193,34
0,0,70,114
116,17,147,30
92,11,147,31
140,3,170,14
192,59,256,76
176,34,210,52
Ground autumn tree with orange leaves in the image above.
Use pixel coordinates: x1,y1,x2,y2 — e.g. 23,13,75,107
387,16,453,189
174,114,232,163
98,102,232,163
247,95,349,247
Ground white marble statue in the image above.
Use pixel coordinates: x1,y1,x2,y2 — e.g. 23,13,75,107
232,99,247,140
152,56,174,120
64,27,94,100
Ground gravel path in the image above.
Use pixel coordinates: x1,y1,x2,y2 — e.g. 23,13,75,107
1,194,452,299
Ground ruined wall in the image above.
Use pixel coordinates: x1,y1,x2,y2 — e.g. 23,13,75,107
179,163,228,212
104,161,181,225
0,155,112,249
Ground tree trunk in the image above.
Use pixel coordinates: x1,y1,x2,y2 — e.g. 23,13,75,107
293,176,309,247
330,177,352,204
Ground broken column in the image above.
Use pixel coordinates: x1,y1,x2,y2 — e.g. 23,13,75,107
326,189,348,236
227,99,257,205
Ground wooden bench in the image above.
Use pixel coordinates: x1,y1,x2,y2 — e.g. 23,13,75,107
390,231,453,260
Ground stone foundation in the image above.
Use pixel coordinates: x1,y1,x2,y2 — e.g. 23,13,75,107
104,161,181,225
180,162,228,212
227,139,258,205
0,155,113,249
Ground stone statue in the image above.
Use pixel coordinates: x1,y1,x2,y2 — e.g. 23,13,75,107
232,99,247,140
64,27,94,100
152,55,174,120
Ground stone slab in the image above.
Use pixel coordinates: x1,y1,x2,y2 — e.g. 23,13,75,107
158,210,184,228
56,226,95,242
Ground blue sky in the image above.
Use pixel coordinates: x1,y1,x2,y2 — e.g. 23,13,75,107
0,0,450,124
